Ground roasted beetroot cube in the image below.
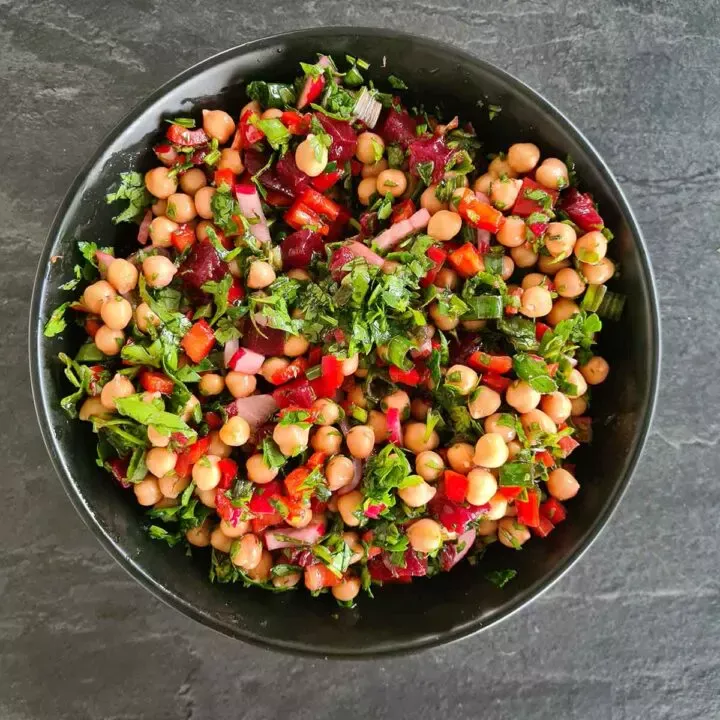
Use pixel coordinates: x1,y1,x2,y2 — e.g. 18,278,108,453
379,108,417,149
316,114,357,162
178,240,228,296
408,135,454,184
281,229,325,270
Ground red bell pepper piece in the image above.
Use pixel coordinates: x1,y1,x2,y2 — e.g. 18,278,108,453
532,515,555,538
420,245,447,288
272,378,316,409
558,187,604,232
270,357,308,385
304,563,342,589
227,278,245,305
175,435,212,478
443,470,469,503
106,456,131,488
540,498,567,523
180,319,216,363
204,411,223,430
240,109,264,146
296,71,326,109
307,346,323,367
389,365,422,386
481,372,512,394
170,224,196,253
468,352,512,375
248,480,282,514
310,169,343,192
217,458,238,490
321,355,344,389
448,243,484,278
511,177,559,217
284,201,329,235
504,286,523,315
535,450,555,468
284,467,312,499
516,489,541,528
153,143,181,167
498,486,524,499
391,198,416,224
214,168,235,189
298,188,342,222
535,322,552,341
350,159,363,176
165,124,209,147
264,190,293,207
307,451,328,469
85,317,102,339
139,370,175,395
457,193,503,232
280,111,310,135
558,435,580,458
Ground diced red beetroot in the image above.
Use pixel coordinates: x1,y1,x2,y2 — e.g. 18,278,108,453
106,457,131,489
189,146,209,165
358,211,379,239
329,245,357,281
274,152,311,197
272,379,316,409
281,229,325,270
316,114,357,162
364,503,387,520
408,135,454,184
368,557,412,584
428,490,490,533
243,148,269,176
379,108,417,149
243,323,286,356
153,144,181,167
284,547,315,567
558,187,605,232
439,529,476,571
377,549,428,580
178,240,229,296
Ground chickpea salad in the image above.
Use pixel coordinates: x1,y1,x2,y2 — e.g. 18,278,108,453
45,53,624,605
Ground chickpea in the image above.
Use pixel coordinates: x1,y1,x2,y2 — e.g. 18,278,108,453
496,216,526,248
429,301,459,331
332,576,361,603
511,242,539,268
326,455,355,491
468,386,502,419
345,383,367,409
520,409,557,444
195,487,217,508
538,255,571,276
185,520,212,547
547,298,580,326
498,517,531,548
194,186,215,220
219,416,250,447
166,193,196,224
200,109,235,143
100,296,132,331
152,199,167,216
485,492,508,520
547,468,580,501
338,355,358,377
420,185,448,215
376,169,407,198
427,210,462,241
398,479,437,508
94,325,125,356
198,373,224,397
355,177,377,206
106,259,139,295
311,426,343,454
208,526,233,554
312,398,340,426
367,410,389,444
415,450,444,481
444,365,477,396
411,398,431,421
565,368,588,399
146,425,169,449
488,155,518,178
466,468,498,506
99,373,134,410
361,158,389,178
490,177,522,211
403,422,440,454
574,231,607,265
247,550,273,582
192,454,222,491
580,356,609,385
520,285,553,318
273,423,309,457
554,268,586,298
381,390,411,419
337,490,363,527
142,255,177,289
146,447,178,479
245,454,278,485
477,519,498,536
225,372,256,399
287,268,311,282
134,476,163,506
434,267,459,290
500,256,515,281
78,397,111,421
406,518,443,553
295,134,328,177
355,131,385,164
261,108,283,120
206,431,230,459
507,142,541,174
506,439,522,460
505,380,541,414
283,334,309,357
381,260,399,275
570,396,588,416
447,442,475,474
158,473,191,500
231,533,263,570
148,216,178,248
178,168,207,196
83,280,116,314
581,257,615,284
343,532,364,564
133,302,160,334
544,222,577,257
473,433,509,468
346,425,375,459
473,173,494,195
261,357,289,384
221,518,251,538
540,392,572,424
484,413,516,442
247,260,276,289
217,148,244,175
535,158,569,190
145,166,177,199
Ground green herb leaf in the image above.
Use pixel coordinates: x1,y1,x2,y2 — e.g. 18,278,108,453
115,395,197,443
105,172,152,224
251,117,291,151
513,353,557,393
485,569,517,587
165,117,195,128
43,302,70,338
416,161,435,186
246,81,297,109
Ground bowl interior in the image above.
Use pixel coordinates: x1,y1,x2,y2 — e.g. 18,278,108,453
31,29,659,656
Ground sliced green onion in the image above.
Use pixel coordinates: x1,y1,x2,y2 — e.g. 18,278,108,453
305,364,321,380
351,406,368,423
597,290,626,321
580,284,607,312
464,295,503,319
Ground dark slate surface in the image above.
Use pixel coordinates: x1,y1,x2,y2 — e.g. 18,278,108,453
2,1,718,718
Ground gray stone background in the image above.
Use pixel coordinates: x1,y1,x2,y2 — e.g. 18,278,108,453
2,0,718,718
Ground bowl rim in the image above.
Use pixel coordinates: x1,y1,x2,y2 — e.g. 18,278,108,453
29,26,661,658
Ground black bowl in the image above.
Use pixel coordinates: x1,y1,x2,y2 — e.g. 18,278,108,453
30,28,660,657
